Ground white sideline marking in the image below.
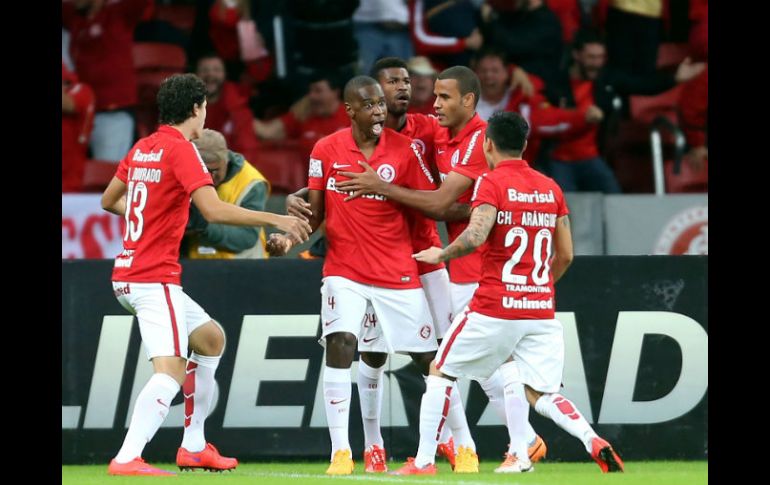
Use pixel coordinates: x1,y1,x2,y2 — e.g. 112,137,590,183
242,471,524,485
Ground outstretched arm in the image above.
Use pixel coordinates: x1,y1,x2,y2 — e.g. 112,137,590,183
413,204,497,264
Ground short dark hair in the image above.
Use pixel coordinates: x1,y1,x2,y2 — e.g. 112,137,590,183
437,65,481,108
486,111,529,155
343,75,380,103
572,29,605,51
157,74,207,126
369,57,408,79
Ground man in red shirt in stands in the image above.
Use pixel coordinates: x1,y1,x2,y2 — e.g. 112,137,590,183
62,0,152,162
196,53,261,160
62,63,95,192
101,73,310,476
253,73,350,160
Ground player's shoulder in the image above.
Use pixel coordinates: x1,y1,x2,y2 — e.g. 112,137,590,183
314,128,350,151
529,168,565,196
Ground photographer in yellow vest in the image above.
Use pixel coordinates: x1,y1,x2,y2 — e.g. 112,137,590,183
185,129,271,259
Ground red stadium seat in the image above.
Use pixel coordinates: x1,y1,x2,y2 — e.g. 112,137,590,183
630,84,683,125
246,141,307,194
154,5,196,32
665,158,708,193
82,159,119,192
132,42,186,71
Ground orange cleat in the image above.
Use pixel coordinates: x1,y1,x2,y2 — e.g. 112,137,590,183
590,437,625,473
176,443,238,471
391,457,437,475
528,434,547,462
363,445,388,473
437,437,456,469
108,457,176,476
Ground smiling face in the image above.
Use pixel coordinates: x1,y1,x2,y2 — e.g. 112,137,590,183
377,67,412,117
346,84,387,140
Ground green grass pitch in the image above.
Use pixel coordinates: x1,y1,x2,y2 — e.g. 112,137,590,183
63,461,707,484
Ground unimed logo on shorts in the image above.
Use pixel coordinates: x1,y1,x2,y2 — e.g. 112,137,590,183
62,312,707,430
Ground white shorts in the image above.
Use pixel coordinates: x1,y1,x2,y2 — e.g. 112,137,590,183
450,282,479,318
435,309,564,392
359,268,452,353
321,276,437,354
112,281,212,360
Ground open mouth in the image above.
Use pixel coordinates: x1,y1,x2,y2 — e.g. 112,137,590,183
372,120,384,135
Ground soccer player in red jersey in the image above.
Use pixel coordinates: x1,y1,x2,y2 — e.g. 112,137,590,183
338,66,543,470
267,76,440,476
354,57,473,472
100,74,310,476
396,111,624,475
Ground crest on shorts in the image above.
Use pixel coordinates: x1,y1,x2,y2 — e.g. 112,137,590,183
377,163,396,182
419,325,432,340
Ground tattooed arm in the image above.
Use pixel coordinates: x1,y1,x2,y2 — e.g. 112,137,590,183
413,204,497,264
552,215,574,282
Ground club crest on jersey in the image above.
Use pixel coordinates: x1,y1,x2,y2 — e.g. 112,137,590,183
451,149,460,167
377,164,396,182
412,138,426,155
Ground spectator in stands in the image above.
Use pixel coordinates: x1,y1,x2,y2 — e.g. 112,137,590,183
604,0,664,76
184,129,271,259
544,29,705,192
480,0,564,89
354,0,414,76
473,48,597,167
62,63,95,193
409,0,484,70
253,72,350,160
406,56,437,114
62,0,152,162
196,53,261,159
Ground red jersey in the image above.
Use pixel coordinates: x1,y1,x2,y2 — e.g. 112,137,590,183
469,159,569,319
62,68,95,193
434,114,489,284
63,0,150,111
112,126,214,285
401,114,444,275
551,79,598,162
308,128,435,289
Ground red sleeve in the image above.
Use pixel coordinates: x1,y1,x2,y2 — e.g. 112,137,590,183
280,112,301,139
307,143,327,191
452,129,487,181
116,155,129,183
224,91,260,154
528,96,589,139
409,0,467,55
679,67,708,147
404,143,437,190
67,82,95,114
209,2,240,27
172,143,215,195
470,173,499,209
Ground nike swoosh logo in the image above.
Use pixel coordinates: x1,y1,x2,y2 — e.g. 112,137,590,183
156,399,168,409
330,399,348,405
362,337,378,343
437,150,445,154
332,162,351,169
325,318,340,327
